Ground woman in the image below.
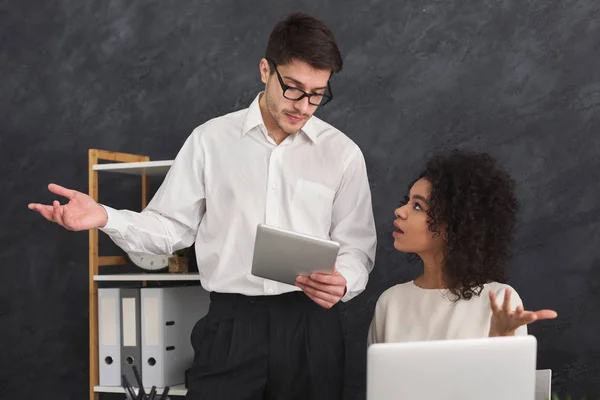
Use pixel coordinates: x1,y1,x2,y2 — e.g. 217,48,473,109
368,150,557,344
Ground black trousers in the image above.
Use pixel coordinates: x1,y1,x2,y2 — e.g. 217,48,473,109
185,291,345,400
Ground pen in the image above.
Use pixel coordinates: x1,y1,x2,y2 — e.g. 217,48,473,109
121,375,136,400
159,386,170,400
132,365,146,400
148,386,157,400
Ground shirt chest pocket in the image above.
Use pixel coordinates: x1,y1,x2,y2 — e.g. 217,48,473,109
290,179,335,237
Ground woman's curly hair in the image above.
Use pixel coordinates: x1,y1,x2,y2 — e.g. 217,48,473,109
406,149,519,301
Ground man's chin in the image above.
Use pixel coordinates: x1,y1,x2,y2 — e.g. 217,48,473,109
277,119,305,135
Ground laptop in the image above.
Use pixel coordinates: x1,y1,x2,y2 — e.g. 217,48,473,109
251,224,340,286
367,336,537,400
535,369,552,400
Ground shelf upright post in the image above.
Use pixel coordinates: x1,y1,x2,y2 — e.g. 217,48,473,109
88,149,150,400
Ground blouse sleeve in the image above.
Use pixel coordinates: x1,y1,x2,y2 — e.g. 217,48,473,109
367,295,387,346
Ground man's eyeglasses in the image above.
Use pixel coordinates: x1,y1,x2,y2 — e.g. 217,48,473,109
268,59,333,107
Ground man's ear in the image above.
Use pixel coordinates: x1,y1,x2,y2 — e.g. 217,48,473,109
259,58,270,84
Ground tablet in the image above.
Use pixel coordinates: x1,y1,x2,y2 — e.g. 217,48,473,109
251,224,340,286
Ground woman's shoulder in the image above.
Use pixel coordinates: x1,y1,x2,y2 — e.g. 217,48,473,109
375,281,415,306
482,282,524,305
483,281,518,293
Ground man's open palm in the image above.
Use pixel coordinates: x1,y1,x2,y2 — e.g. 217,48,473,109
28,183,108,231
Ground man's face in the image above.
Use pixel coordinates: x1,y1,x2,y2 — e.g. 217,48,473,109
260,58,331,135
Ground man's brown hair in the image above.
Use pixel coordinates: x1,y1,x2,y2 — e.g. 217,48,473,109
265,11,343,73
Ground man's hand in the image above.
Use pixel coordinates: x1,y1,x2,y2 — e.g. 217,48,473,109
488,288,557,337
28,183,108,231
295,268,347,309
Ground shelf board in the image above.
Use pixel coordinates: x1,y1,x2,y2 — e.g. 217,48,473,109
94,273,200,281
93,160,173,176
94,384,187,396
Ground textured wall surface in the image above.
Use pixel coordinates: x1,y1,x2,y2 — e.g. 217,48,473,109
2,0,599,398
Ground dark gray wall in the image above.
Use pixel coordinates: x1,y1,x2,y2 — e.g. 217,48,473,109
2,0,599,399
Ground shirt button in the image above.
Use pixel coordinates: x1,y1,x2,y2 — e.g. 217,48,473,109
271,183,277,189
267,288,274,294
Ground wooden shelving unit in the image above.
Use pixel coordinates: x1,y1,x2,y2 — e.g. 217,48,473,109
92,160,173,176
88,150,190,399
93,384,188,397
93,273,200,282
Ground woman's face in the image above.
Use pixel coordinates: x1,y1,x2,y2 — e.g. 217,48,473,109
392,178,445,255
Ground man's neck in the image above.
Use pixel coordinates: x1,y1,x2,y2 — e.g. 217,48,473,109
258,93,288,145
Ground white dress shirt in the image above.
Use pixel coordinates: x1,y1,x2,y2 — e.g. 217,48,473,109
367,281,527,345
100,92,377,302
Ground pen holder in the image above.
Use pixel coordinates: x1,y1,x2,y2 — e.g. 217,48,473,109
123,390,170,400
122,364,172,400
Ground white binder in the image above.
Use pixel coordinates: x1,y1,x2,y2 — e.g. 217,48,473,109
98,288,121,386
141,286,211,388
120,288,142,387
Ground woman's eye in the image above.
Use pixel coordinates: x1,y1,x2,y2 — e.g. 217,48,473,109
414,203,422,211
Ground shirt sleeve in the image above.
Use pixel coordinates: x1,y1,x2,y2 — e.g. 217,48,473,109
330,147,377,302
99,127,206,255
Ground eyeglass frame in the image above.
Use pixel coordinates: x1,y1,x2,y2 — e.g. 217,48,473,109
267,59,334,107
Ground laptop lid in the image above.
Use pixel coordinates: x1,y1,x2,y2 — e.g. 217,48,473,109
367,336,537,400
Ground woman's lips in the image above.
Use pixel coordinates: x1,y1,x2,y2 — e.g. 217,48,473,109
393,222,404,237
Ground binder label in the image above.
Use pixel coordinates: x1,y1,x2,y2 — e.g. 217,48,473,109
144,296,160,347
122,298,137,347
100,296,117,346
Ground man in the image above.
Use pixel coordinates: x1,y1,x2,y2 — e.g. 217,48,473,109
29,12,376,400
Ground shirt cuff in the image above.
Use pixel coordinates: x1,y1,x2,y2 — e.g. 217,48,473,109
98,204,128,237
338,266,360,303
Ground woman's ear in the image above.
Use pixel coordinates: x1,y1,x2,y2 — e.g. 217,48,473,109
431,224,448,241
441,225,449,241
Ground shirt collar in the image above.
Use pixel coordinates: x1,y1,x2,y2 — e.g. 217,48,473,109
300,115,318,143
241,92,319,144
